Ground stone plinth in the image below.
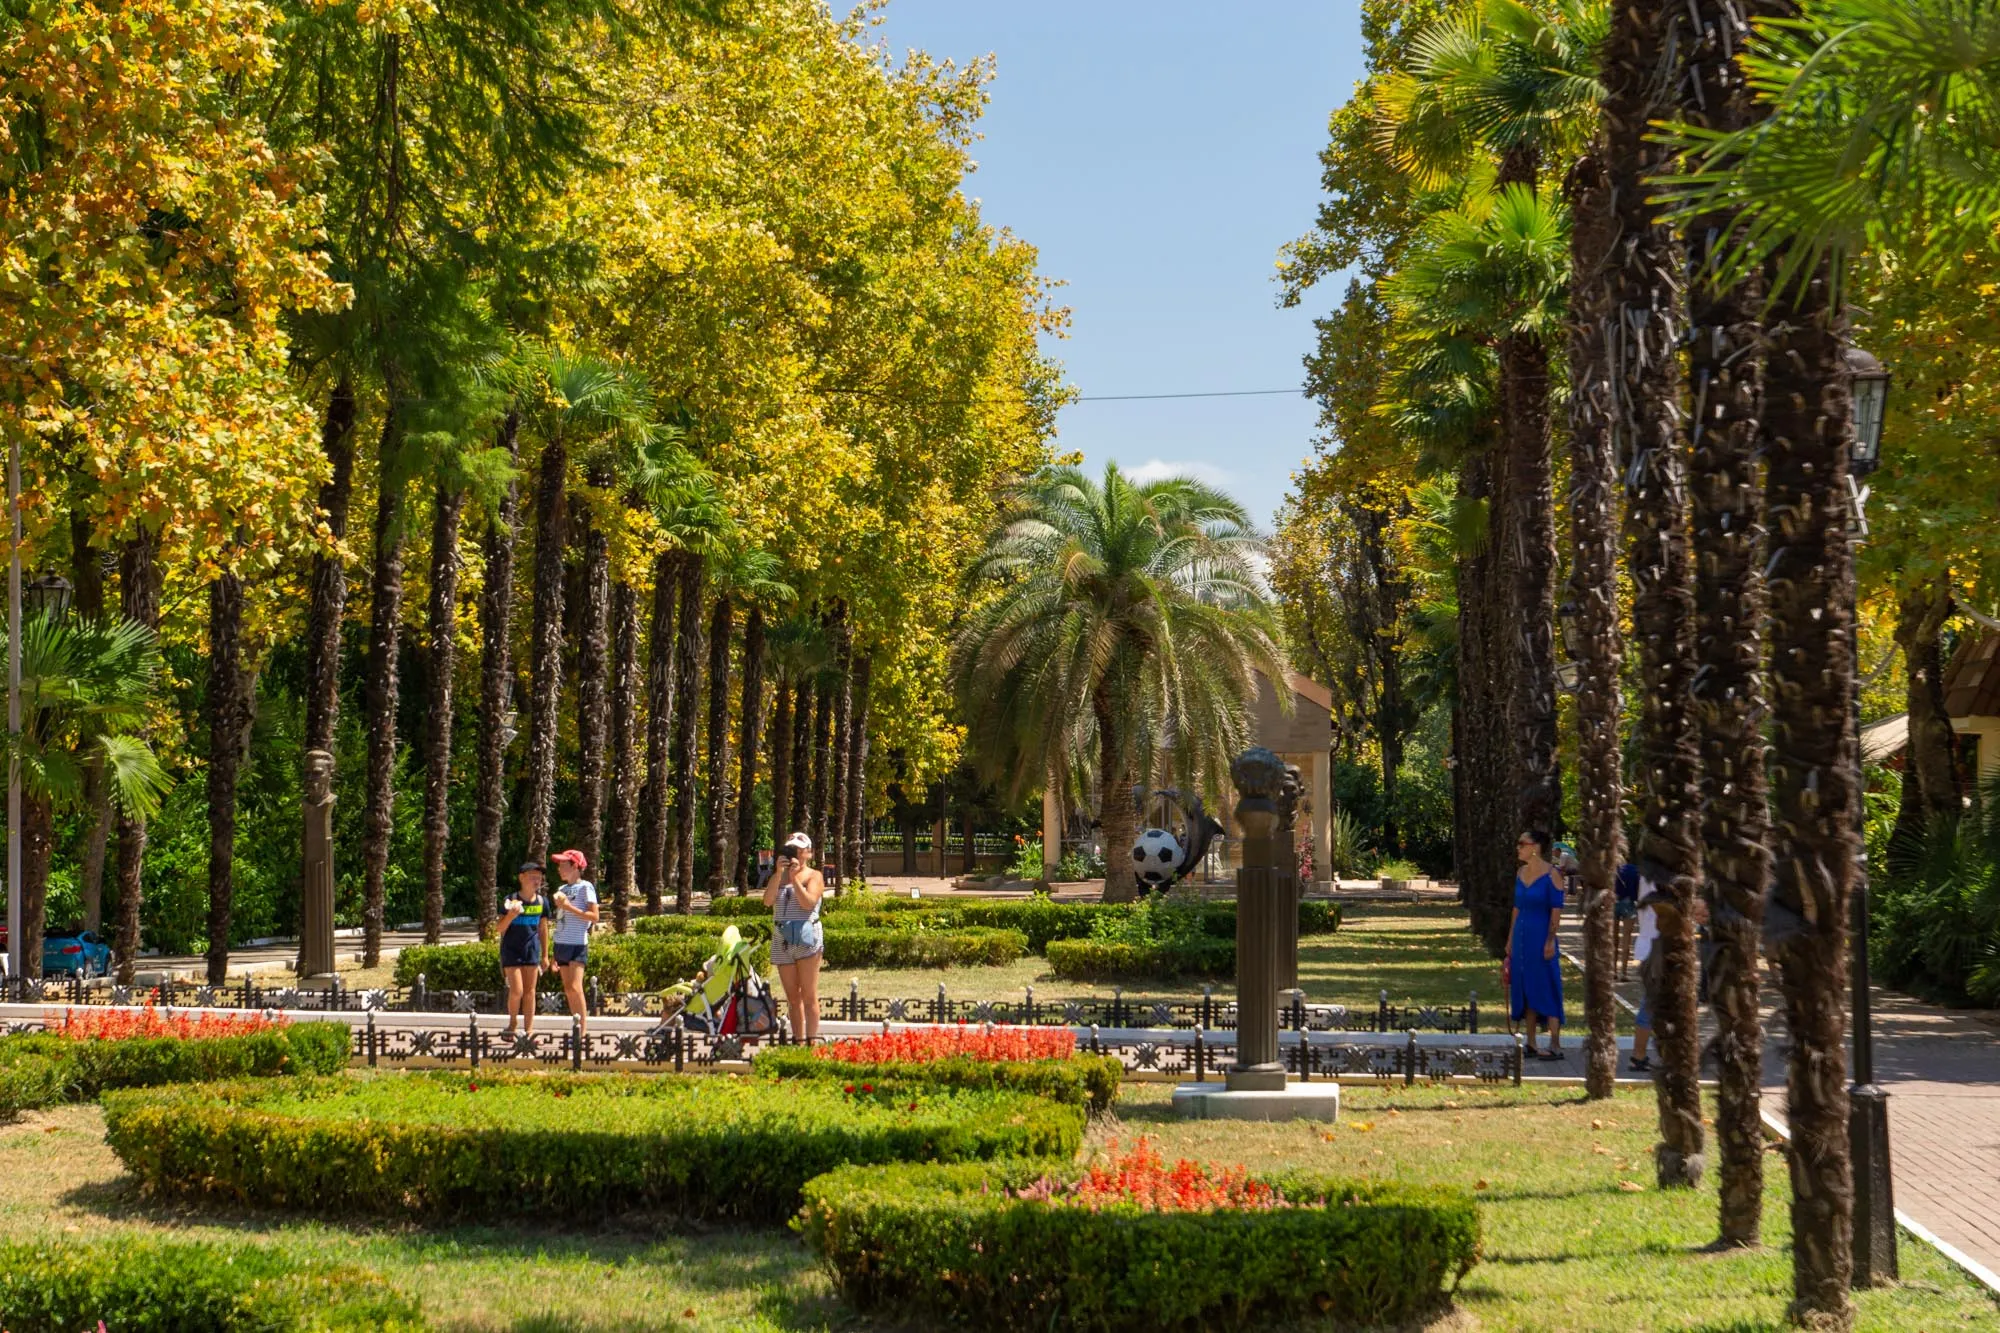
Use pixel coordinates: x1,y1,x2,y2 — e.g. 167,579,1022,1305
1171,1081,1342,1122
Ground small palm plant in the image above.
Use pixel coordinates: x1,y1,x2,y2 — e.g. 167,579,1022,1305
7,613,169,978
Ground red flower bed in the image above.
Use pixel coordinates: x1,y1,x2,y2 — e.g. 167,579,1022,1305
815,1025,1075,1065
43,1004,286,1042
1014,1138,1289,1213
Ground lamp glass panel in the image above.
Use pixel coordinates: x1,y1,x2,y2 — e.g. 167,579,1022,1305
1851,375,1887,464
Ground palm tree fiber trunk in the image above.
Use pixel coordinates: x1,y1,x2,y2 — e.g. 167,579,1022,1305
638,551,678,914
788,677,812,840
768,666,791,860
574,483,611,868
1499,328,1561,839
1097,694,1140,902
669,555,705,911
71,509,110,934
300,378,357,957
606,581,640,930
829,607,853,888
523,440,568,866
1684,0,1774,1245
809,672,832,863
360,411,409,969
21,793,53,980
112,525,159,984
1565,150,1625,1101
471,412,520,941
205,570,253,984
421,483,466,945
703,594,734,897
1763,261,1860,1329
845,652,872,884
733,606,766,893
1455,453,1511,953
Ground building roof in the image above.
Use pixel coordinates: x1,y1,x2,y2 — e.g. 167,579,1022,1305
1943,631,2000,720
1860,712,1908,765
1250,668,1332,756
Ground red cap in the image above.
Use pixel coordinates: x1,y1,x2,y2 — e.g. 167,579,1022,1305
552,849,588,870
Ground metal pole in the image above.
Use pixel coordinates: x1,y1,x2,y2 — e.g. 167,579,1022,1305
6,432,20,984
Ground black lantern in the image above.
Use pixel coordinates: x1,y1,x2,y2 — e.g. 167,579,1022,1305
24,571,71,620
1844,346,1888,477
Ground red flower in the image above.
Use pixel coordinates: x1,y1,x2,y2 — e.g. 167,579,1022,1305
861,1083,873,1094
1011,1139,1293,1214
908,1101,918,1111
843,1084,855,1094
811,1026,1076,1066
42,1002,284,1043
468,1082,480,1092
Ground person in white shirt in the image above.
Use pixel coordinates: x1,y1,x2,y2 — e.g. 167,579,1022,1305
548,849,600,1035
1629,880,1658,1074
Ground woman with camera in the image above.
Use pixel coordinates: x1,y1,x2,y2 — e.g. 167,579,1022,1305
762,831,825,1041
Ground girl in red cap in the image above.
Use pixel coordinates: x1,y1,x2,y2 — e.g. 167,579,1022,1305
549,849,599,1034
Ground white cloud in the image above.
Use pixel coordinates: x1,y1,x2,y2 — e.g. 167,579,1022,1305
1122,458,1233,487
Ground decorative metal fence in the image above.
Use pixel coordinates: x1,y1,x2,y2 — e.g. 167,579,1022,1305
0,974,1488,1035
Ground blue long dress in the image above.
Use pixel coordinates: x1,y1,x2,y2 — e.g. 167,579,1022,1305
1509,872,1566,1024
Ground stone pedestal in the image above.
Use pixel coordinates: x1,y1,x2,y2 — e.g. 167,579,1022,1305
1228,748,1287,1092
1172,1080,1341,1122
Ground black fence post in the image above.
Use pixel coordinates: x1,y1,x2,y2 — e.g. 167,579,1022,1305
848,978,860,1024
1405,1030,1418,1087
588,978,602,1017
673,1017,686,1074
467,1012,480,1069
413,973,428,1014
571,1014,583,1071
366,1011,378,1067
934,982,946,1026
1469,991,1479,1034
1024,984,1035,1026
1513,1033,1524,1086
1111,986,1124,1029
1090,1023,1102,1057
1378,989,1389,1034
1193,1027,1207,1083
1200,984,1213,1032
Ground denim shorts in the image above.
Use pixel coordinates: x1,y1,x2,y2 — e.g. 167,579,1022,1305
553,943,588,968
770,919,823,966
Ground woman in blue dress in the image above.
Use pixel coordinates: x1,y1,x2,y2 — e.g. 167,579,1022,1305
1507,830,1566,1060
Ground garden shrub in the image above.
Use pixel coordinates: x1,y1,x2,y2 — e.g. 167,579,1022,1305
798,1153,1479,1332
754,1026,1122,1114
0,1019,350,1120
394,934,766,993
104,1070,1083,1224
630,919,1028,969
1042,936,1236,980
0,1051,70,1120
0,1236,425,1332
698,896,1336,951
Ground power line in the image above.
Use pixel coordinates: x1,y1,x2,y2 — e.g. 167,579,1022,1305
1071,388,1307,402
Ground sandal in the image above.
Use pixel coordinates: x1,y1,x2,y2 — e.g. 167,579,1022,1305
1627,1056,1651,1073
1540,1048,1566,1061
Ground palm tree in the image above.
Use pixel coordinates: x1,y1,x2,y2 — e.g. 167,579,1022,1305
844,651,874,886
605,578,641,930
573,468,614,869
637,556,677,914
112,525,159,983
301,375,358,933
733,605,768,893
827,602,852,886
205,566,254,985
1601,0,1706,1190
471,411,522,941
68,510,111,934
703,549,791,894
357,400,411,970
951,463,1286,902
420,477,468,947
8,613,169,980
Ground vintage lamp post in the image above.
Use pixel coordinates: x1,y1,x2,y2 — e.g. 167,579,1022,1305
1844,345,1896,1286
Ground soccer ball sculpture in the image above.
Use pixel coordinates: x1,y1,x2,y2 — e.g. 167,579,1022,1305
1131,827,1183,887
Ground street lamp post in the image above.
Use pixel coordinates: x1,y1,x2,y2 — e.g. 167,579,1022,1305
5,434,17,987
1844,345,1896,1287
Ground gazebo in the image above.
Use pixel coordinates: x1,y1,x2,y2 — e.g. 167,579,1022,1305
1942,630,2000,781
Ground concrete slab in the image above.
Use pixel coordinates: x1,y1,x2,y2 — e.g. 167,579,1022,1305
1171,1080,1341,1122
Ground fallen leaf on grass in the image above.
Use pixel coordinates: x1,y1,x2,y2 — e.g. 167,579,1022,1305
1591,1119,1604,1130
1320,1131,1337,1141
1350,1121,1374,1131
1592,1144,1610,1155
1474,1179,1490,1191
1617,1180,1645,1192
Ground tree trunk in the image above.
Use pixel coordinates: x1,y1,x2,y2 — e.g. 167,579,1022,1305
1354,504,1411,854
574,480,611,868
768,664,792,859
420,482,466,945
112,525,159,983
829,606,853,887
670,555,705,911
734,605,766,893
300,377,357,957
638,552,679,914
809,669,832,862
1099,696,1141,902
1565,150,1625,1102
523,438,569,865
359,410,409,969
471,411,520,942
1455,452,1511,954
895,785,919,876
205,570,252,984
1764,261,1860,1328
71,508,110,934
1893,577,1960,864
606,580,640,931
21,792,53,980
703,593,734,897
1685,0,1773,1243
789,676,812,839
845,651,873,885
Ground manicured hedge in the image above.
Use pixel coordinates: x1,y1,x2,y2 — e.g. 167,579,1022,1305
0,1237,425,1332
798,1160,1479,1331
104,1070,1084,1224
1042,936,1237,980
703,894,1341,947
0,1023,351,1121
628,919,1029,970
754,1045,1124,1115
393,934,762,994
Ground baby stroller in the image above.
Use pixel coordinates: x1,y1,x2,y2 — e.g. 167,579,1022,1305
660,924,779,1037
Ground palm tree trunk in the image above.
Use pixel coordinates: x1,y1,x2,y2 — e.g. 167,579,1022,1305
829,606,853,887
574,480,611,868
1565,150,1625,1102
524,438,568,865
1455,453,1511,954
1764,262,1861,1326
1685,0,1773,1243
845,651,873,884
300,377,357,954
1604,0,1704,1189
471,411,520,942
809,669,832,862
670,554,705,911
703,593,734,897
733,606,766,893
360,410,410,969
112,525,159,984
421,482,466,946
606,580,640,931
205,569,252,984
1892,577,1960,858
1500,330,1560,835
22,791,53,981
638,551,678,914
1097,693,1140,902
789,676,812,840
71,508,111,934
768,665,791,859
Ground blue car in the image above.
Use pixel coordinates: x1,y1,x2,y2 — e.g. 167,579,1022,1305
43,929,111,979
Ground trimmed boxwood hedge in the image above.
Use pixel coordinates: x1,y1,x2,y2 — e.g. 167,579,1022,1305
798,1160,1479,1331
393,933,761,994
0,1237,425,1332
703,894,1341,948
104,1070,1084,1224
753,1045,1124,1115
1042,936,1238,980
0,1023,352,1121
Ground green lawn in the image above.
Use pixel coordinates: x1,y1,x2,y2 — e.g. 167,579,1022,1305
5,1080,1991,1331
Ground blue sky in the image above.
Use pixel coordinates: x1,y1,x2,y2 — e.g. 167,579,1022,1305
869,1,1368,530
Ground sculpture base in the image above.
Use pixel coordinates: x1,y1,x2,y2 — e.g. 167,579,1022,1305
1225,1063,1289,1093
1171,1080,1341,1122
